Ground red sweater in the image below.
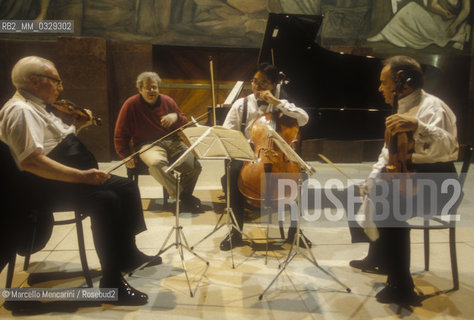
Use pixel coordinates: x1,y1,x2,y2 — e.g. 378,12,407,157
114,94,188,158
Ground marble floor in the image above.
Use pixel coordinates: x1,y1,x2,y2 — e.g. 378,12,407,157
1,160,474,319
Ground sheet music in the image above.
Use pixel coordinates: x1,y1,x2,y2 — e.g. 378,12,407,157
223,81,244,107
181,126,255,161
167,126,256,174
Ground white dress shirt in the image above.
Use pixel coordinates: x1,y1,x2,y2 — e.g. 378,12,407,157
369,89,458,179
0,90,76,168
223,89,309,139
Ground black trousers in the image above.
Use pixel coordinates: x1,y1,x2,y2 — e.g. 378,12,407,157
349,162,457,289
16,135,146,278
222,160,245,229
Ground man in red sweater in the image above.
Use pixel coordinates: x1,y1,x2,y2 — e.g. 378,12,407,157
114,72,202,212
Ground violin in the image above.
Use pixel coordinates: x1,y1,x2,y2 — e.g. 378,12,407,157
50,99,102,127
238,109,302,208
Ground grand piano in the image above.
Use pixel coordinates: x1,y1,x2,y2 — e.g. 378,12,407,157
210,13,469,145
257,13,390,140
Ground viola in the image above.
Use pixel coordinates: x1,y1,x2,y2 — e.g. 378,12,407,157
237,110,302,208
384,129,414,174
382,75,416,196
51,99,102,127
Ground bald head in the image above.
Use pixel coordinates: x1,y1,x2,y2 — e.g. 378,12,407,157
11,56,55,90
11,56,63,104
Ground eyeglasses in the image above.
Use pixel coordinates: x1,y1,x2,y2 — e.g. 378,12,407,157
35,74,63,87
141,85,158,91
251,78,272,87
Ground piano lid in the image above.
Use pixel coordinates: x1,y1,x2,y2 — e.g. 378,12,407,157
258,13,387,111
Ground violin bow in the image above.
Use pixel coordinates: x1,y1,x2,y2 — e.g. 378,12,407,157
106,112,209,174
209,56,217,126
317,153,364,187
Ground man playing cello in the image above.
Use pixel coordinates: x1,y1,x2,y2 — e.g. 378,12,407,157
220,62,311,251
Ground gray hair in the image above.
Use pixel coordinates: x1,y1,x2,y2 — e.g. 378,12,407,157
136,71,162,89
383,55,424,89
11,56,53,89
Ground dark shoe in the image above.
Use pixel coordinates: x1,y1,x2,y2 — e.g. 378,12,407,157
180,194,204,213
120,251,162,273
286,228,312,248
349,257,387,275
3,300,46,313
100,276,148,306
219,230,244,251
376,284,421,306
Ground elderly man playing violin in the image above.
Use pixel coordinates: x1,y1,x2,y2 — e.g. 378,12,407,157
114,71,202,213
219,62,310,251
0,56,160,306
349,55,458,305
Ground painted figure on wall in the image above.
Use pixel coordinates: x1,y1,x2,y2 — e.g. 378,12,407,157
368,0,471,50
135,0,171,35
0,0,51,20
37,0,51,20
0,0,470,52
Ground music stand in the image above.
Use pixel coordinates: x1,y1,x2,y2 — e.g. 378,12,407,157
258,125,351,299
135,162,210,298
171,125,257,267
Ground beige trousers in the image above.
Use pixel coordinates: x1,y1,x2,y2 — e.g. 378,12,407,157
139,136,201,199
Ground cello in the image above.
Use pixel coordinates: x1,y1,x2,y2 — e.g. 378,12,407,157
237,93,303,208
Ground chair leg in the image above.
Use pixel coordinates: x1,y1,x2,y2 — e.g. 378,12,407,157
5,253,16,288
75,212,93,288
23,222,37,271
449,227,459,290
23,252,30,271
163,186,169,208
423,228,430,271
279,221,285,239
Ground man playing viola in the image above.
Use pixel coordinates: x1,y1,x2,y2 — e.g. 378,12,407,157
114,72,202,213
350,55,458,305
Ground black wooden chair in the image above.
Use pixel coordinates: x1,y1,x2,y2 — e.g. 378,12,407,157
0,141,93,288
408,145,473,291
6,211,93,288
126,158,169,208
